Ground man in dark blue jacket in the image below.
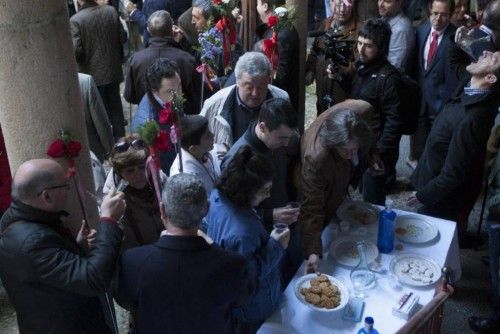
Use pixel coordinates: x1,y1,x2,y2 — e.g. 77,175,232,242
116,173,252,334
408,0,458,167
125,0,191,45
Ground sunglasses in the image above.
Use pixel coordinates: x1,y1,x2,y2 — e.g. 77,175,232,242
114,139,145,153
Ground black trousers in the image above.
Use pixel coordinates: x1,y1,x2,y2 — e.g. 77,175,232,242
97,82,125,139
362,147,400,205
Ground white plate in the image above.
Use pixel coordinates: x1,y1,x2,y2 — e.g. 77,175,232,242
390,254,441,287
395,215,438,244
294,273,349,312
336,200,379,225
329,237,379,267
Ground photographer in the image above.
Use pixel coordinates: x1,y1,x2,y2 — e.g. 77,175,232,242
305,0,359,115
338,18,402,205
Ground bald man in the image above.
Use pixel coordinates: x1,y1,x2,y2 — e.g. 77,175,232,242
0,159,126,333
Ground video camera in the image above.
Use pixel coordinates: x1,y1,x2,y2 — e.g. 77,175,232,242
309,28,356,110
308,28,356,66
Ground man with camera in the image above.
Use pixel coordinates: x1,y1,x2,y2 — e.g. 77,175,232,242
306,0,359,115
336,18,402,205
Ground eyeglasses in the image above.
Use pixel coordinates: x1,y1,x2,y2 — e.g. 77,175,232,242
37,183,70,196
114,139,145,153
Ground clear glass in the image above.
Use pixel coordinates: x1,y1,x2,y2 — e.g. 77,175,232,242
350,241,376,298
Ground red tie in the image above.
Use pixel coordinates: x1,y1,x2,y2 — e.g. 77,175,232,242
427,31,439,68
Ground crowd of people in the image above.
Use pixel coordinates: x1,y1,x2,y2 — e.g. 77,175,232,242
1,0,500,333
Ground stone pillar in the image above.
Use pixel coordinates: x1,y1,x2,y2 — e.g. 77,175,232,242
0,1,98,231
287,0,307,132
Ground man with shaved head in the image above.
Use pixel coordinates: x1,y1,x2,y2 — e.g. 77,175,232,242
0,158,126,333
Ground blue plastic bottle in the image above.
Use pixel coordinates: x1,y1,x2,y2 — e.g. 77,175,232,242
377,199,397,253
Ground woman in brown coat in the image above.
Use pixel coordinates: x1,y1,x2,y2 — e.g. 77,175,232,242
299,100,373,274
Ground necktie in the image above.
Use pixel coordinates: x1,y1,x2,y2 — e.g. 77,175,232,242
427,31,439,68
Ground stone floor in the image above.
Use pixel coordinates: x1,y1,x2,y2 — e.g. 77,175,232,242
0,83,493,334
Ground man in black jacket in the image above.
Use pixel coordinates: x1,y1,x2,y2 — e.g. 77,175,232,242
339,18,402,205
256,0,300,107
116,173,252,333
0,158,126,333
408,51,500,244
124,10,201,114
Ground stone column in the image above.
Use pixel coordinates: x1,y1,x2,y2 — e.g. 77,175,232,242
0,1,98,231
287,0,307,132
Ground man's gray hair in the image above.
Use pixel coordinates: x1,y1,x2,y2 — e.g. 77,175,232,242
147,10,173,37
319,109,372,149
11,170,55,201
234,52,272,81
162,173,208,229
192,0,215,19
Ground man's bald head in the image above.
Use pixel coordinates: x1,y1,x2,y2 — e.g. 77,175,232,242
12,159,66,204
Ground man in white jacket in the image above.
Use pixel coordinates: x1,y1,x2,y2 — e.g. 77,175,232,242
200,52,289,153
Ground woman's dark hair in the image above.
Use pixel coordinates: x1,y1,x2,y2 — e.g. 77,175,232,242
217,146,274,207
180,115,209,150
358,18,392,60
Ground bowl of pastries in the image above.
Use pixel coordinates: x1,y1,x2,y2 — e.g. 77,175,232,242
294,273,350,312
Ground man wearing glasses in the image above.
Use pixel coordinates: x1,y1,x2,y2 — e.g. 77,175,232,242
407,0,458,170
0,158,126,333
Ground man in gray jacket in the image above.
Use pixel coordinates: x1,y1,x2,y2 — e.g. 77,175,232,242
200,52,289,153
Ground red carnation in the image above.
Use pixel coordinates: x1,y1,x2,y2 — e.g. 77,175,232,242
212,0,223,4
47,139,66,158
263,38,276,50
159,102,173,125
66,141,81,157
267,15,278,28
215,18,225,32
154,130,171,152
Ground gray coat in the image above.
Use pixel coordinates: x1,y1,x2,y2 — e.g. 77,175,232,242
78,73,113,162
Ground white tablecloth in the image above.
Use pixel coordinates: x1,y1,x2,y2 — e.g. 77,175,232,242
258,209,461,334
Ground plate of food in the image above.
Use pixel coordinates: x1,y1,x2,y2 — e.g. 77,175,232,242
329,237,379,267
336,200,379,225
395,215,438,244
390,253,441,287
294,273,349,312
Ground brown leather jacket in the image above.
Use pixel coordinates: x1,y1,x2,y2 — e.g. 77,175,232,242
299,100,373,257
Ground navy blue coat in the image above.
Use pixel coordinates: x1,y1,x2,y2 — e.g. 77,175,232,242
116,235,252,334
130,0,191,44
416,22,458,118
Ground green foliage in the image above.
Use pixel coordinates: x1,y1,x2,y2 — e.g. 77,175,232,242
137,121,160,147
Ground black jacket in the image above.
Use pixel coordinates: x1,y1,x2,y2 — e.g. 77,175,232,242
124,37,201,114
0,200,123,334
412,85,500,214
256,24,300,107
348,60,402,152
115,235,252,334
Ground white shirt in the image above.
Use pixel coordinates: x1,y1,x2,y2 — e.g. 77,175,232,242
170,148,220,195
423,26,446,70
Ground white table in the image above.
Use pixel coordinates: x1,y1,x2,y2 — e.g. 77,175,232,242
258,209,461,334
